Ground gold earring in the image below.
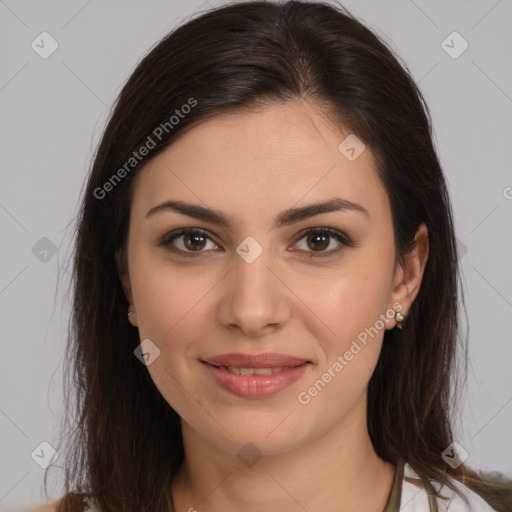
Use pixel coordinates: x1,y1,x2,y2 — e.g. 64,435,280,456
395,312,405,329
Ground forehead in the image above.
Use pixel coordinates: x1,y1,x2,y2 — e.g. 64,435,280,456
130,99,388,225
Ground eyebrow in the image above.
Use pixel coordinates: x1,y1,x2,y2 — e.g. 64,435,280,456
145,197,370,228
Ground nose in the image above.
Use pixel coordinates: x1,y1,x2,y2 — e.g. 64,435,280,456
216,246,291,337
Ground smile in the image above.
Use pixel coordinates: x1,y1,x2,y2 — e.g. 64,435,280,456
202,361,311,398
213,365,297,375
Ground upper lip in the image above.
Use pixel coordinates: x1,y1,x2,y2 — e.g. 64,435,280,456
202,352,310,368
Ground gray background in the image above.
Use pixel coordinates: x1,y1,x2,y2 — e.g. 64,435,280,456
0,0,511,510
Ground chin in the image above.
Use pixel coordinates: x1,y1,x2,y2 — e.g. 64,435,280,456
188,407,310,456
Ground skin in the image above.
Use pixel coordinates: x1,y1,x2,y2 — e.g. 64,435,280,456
118,98,429,512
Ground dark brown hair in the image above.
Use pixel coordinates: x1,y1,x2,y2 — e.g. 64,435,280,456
49,1,511,511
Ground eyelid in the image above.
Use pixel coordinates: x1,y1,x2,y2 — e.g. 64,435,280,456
292,226,354,257
158,226,354,257
158,227,220,256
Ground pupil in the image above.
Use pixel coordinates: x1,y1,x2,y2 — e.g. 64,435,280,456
309,233,329,251
185,233,206,251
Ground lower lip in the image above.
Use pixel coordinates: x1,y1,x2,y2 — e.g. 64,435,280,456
202,361,310,398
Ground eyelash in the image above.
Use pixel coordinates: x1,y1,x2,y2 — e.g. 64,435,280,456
158,227,354,258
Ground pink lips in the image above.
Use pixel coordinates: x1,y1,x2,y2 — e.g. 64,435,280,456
201,352,311,398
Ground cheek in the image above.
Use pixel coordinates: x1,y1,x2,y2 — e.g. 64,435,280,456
132,266,211,342
131,267,216,413
296,267,392,413
298,256,394,344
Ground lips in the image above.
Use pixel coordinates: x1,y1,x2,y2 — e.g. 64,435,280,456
202,352,309,368
201,352,311,398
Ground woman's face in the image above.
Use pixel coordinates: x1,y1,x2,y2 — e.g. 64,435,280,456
120,98,426,456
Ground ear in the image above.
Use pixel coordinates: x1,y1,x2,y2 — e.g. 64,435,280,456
388,223,429,325
115,248,138,327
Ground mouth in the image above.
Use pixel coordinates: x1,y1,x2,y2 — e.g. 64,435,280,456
204,364,302,375
200,355,311,398
202,352,310,368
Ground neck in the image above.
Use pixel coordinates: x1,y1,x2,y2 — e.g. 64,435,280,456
171,400,396,512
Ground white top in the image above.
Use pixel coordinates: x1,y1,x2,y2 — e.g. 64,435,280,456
401,463,498,511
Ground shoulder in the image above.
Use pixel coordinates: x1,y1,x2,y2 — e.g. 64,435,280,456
401,463,498,511
22,504,58,512
23,495,98,512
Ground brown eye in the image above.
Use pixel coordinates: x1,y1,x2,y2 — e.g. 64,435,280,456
183,232,208,251
159,228,219,255
306,232,330,251
293,227,352,257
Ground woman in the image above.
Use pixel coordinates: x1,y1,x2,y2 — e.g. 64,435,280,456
31,1,511,511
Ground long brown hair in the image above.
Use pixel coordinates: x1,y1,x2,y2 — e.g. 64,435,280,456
50,1,511,510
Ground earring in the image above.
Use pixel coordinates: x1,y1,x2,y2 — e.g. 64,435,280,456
127,310,132,320
395,312,405,329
